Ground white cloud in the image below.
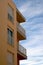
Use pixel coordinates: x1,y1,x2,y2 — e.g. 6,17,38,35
19,1,31,13
20,28,43,64
20,34,43,65
13,0,43,65
17,0,43,65
19,0,43,19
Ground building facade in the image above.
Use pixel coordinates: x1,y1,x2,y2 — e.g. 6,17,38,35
0,0,27,65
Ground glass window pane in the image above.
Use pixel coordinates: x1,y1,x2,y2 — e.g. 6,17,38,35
7,52,14,65
8,5,14,22
8,29,13,45
8,5,13,16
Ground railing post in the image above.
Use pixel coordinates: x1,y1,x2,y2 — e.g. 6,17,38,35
18,44,26,56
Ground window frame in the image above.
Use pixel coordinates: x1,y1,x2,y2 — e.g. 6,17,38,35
8,4,14,23
7,28,14,46
7,51,14,65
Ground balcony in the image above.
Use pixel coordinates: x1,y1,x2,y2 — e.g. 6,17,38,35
17,22,26,40
16,8,25,23
17,44,27,60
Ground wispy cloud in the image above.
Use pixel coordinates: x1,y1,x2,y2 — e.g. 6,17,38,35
18,0,43,20
14,0,43,65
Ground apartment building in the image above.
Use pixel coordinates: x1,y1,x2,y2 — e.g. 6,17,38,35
0,0,27,65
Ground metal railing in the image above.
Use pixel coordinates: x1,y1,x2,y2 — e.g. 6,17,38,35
18,44,26,56
17,22,26,38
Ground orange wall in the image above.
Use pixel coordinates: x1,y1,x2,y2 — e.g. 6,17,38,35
0,0,17,65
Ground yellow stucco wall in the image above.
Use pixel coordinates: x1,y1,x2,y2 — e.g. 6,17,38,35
0,0,17,65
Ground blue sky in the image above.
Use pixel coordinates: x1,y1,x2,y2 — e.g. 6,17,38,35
13,0,43,65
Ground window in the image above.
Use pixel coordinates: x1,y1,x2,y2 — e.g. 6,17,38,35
7,52,14,65
8,4,14,22
8,28,13,45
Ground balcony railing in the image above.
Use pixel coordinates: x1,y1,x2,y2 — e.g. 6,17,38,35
18,44,26,56
17,22,26,38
